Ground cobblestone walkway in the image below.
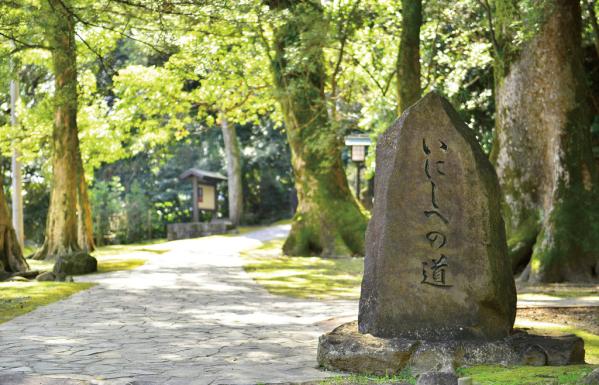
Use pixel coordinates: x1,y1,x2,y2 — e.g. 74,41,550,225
0,225,357,385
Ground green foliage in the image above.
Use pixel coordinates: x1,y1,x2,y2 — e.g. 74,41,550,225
90,177,124,246
0,0,596,251
238,119,294,224
125,181,152,243
89,115,293,243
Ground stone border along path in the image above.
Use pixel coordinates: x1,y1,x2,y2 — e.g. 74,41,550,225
0,224,357,385
1,225,598,385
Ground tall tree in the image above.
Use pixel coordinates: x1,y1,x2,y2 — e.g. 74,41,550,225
220,113,243,227
10,62,24,250
397,0,422,113
489,0,599,282
0,166,29,275
33,0,95,260
266,0,367,257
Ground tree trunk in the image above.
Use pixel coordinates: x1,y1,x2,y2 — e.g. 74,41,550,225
491,0,599,282
397,0,422,113
10,73,24,250
220,113,243,227
0,168,29,274
34,0,95,260
268,0,367,257
587,0,599,59
76,152,95,252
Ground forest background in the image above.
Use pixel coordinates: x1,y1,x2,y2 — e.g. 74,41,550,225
0,0,598,283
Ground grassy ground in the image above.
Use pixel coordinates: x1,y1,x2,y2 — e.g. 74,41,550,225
458,365,596,385
305,364,596,385
242,240,599,304
317,372,415,384
242,239,599,384
0,281,96,324
27,257,147,275
241,240,363,300
25,240,166,274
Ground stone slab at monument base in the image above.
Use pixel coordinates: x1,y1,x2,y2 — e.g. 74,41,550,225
317,321,585,376
167,219,233,241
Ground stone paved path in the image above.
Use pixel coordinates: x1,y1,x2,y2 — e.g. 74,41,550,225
0,225,357,385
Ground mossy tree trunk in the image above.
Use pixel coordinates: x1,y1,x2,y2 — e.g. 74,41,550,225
34,0,95,260
491,0,599,282
397,0,422,113
267,0,367,257
221,113,243,227
0,167,29,274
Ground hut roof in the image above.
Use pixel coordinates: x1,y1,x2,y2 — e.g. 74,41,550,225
179,168,227,183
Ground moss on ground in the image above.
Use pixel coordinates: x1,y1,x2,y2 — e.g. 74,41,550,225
96,258,146,273
318,372,415,384
28,255,147,275
458,365,595,385
241,240,599,303
241,239,363,300
26,241,159,275
0,281,96,324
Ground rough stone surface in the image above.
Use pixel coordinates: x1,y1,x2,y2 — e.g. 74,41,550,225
317,322,418,375
317,321,585,375
0,374,90,385
359,92,516,341
166,220,232,241
0,224,358,385
509,332,585,365
53,253,97,275
416,372,458,385
584,368,599,385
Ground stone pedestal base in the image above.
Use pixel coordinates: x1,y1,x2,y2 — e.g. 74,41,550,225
317,321,585,375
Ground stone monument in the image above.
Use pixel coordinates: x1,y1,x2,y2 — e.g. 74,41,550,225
317,93,585,376
359,92,516,341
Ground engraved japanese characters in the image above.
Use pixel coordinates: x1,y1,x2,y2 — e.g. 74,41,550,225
358,93,516,341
